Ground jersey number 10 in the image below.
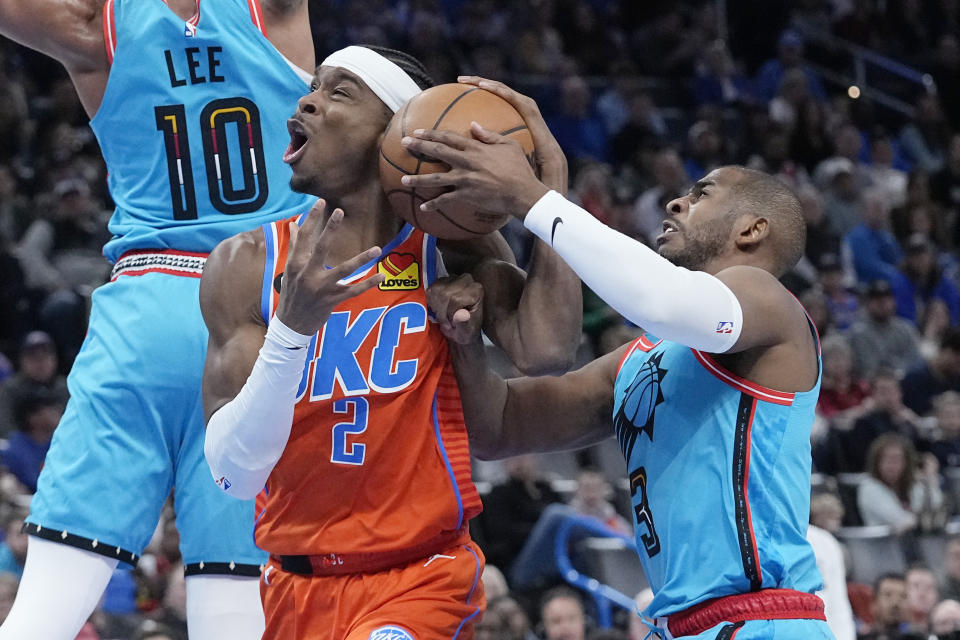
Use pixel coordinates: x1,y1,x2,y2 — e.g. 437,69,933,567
155,97,269,219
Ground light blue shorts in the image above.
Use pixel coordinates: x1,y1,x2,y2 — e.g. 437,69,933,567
27,271,266,575
674,619,835,640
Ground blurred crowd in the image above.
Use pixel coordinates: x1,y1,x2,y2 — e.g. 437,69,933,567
3,0,960,638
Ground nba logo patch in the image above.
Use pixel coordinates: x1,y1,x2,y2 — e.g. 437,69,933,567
378,252,420,291
715,321,734,334
184,21,197,37
368,626,415,640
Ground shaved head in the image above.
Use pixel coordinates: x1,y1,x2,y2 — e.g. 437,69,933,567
728,168,806,276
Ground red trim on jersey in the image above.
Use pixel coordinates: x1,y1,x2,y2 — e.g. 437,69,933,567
117,248,209,259
666,589,826,637
691,350,795,406
615,335,663,374
102,0,117,66
742,398,762,587
436,360,483,521
248,0,267,35
111,267,202,280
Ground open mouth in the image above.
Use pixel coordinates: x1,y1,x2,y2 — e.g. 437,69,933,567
656,221,679,246
283,119,310,165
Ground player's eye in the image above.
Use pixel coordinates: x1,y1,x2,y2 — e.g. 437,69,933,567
333,86,350,97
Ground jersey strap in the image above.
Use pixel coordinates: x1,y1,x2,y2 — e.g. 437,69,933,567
247,0,267,35
102,0,117,65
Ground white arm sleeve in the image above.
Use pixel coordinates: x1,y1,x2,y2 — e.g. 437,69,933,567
524,190,743,353
204,316,311,500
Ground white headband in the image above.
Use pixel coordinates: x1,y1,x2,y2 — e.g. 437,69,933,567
321,46,422,113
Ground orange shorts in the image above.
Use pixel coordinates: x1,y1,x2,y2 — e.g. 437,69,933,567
260,540,486,640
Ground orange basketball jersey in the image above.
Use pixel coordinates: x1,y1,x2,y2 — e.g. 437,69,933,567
253,216,482,563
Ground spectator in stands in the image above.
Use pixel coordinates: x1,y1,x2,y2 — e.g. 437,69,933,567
631,148,689,245
930,134,960,218
849,280,922,379
821,158,863,237
891,234,960,328
569,470,630,534
942,539,960,602
692,39,752,107
817,334,871,422
931,599,960,637
609,92,667,171
858,434,944,534
864,130,909,209
491,596,538,640
819,253,860,332
864,574,909,639
0,330,67,437
546,76,609,164
682,119,726,182
815,124,870,191
901,328,960,416
1,387,63,492
800,185,845,272
0,511,27,579
845,191,903,286
769,68,814,133
753,29,826,103
808,494,857,640
899,95,950,174
482,564,509,603
927,391,960,470
745,123,810,191
539,586,587,640
482,455,561,573
905,565,940,635
475,605,505,640
844,368,923,471
801,288,834,338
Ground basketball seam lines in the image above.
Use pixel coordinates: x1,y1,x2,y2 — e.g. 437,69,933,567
499,124,528,136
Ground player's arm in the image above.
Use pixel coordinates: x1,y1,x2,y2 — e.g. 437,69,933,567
435,78,582,376
0,0,105,72
259,0,313,74
434,292,617,460
201,202,384,499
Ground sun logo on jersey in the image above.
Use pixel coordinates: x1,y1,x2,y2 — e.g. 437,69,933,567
378,252,420,291
615,351,667,460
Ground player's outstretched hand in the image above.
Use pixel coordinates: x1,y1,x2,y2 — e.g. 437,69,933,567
457,75,568,196
400,125,549,220
427,274,484,345
275,199,384,335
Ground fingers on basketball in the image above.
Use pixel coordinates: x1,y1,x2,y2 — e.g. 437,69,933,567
379,83,533,240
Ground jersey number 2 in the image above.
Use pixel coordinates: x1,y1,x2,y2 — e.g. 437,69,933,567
155,97,269,220
330,397,369,466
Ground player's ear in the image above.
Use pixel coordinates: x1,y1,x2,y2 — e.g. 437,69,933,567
734,216,768,250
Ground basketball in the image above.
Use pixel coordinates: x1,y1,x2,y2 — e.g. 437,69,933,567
379,83,536,241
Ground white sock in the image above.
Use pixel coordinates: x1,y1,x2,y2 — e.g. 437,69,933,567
0,536,118,639
186,574,265,640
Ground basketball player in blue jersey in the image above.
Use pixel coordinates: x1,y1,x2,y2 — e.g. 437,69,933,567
0,1,314,638
405,79,835,640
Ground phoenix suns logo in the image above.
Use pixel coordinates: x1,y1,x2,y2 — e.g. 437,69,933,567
378,252,420,291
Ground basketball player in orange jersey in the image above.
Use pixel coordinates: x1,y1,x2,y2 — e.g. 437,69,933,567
200,47,581,639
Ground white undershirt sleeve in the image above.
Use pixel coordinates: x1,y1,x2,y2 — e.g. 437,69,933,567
204,316,311,500
524,190,743,353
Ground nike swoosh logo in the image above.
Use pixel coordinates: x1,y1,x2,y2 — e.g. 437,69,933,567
551,216,563,244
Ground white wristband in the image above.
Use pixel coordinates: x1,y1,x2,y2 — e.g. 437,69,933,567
204,315,311,499
524,190,743,353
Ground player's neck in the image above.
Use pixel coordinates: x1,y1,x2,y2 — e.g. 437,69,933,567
322,188,404,263
166,0,199,22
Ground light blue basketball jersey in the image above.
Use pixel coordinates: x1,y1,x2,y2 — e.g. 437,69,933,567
91,0,314,262
612,331,823,620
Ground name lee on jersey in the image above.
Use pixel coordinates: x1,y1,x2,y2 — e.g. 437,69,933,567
164,46,225,88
